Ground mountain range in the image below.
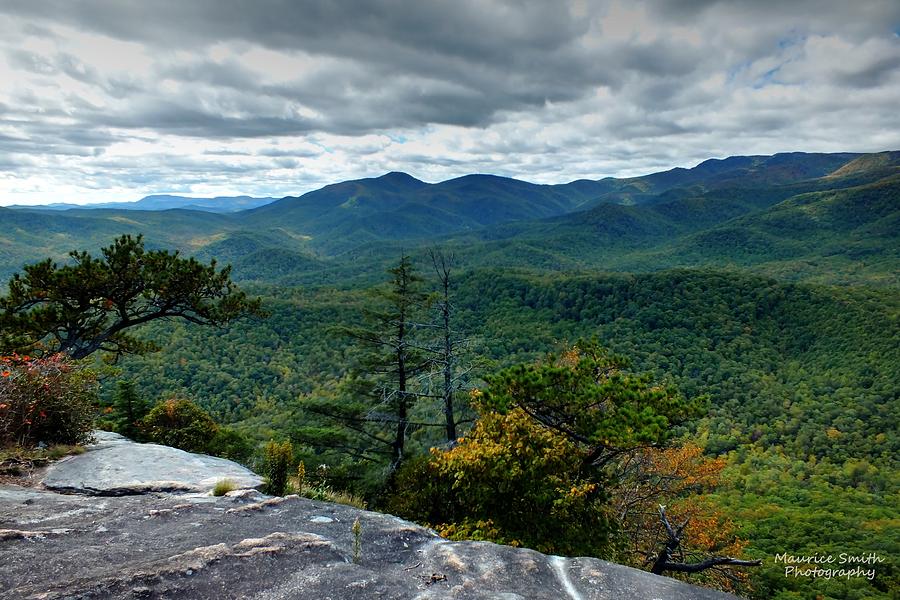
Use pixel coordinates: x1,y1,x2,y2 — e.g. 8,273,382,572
4,194,278,213
1,150,898,286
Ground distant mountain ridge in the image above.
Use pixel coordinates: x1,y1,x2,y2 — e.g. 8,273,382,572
6,194,278,213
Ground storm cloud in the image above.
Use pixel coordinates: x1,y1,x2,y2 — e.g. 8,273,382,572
0,0,898,204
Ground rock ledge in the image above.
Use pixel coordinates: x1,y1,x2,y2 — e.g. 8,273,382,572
0,434,740,599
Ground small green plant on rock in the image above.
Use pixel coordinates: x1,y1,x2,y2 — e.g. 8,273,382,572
295,461,306,495
352,516,362,564
212,479,238,496
262,439,293,496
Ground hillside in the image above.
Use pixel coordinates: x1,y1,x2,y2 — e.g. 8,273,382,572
0,207,241,282
239,171,609,253
321,165,900,288
111,267,898,599
632,173,900,285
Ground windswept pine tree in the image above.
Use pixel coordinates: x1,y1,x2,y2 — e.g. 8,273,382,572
0,235,264,360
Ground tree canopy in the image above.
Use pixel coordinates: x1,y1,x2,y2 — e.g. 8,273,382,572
388,343,704,556
480,341,702,473
0,235,263,360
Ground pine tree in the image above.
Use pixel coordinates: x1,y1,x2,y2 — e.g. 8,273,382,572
111,380,149,441
0,234,263,360
300,255,431,474
424,248,478,444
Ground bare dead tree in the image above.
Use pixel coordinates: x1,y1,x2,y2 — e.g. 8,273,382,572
650,505,761,575
429,248,459,442
422,248,484,444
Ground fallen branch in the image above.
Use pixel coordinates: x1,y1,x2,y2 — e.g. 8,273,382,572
650,505,761,575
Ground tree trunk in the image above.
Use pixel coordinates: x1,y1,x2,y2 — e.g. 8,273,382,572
441,277,456,443
393,321,408,470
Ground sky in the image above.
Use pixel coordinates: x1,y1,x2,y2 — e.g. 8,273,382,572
1,1,899,205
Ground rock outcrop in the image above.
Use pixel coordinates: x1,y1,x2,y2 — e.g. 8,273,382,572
0,434,741,599
41,431,264,495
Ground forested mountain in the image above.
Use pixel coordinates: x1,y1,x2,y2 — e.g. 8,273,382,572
0,207,241,281
110,267,898,599
292,160,900,288
238,171,611,251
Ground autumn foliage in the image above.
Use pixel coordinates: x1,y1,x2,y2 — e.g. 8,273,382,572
389,342,700,556
611,444,752,592
0,353,97,447
389,403,614,555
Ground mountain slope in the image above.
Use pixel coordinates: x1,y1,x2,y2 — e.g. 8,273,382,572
242,171,607,251
240,152,867,254
0,208,240,282
357,166,899,288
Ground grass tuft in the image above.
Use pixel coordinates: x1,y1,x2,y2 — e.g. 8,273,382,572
212,479,238,496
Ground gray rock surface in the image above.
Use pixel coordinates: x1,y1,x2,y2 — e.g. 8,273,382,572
41,431,263,495
0,434,742,599
0,485,741,599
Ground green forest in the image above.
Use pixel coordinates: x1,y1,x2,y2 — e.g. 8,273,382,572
107,267,897,599
1,152,897,599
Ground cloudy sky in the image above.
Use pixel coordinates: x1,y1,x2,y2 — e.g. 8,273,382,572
1,0,899,205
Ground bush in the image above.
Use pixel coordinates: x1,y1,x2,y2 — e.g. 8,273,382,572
140,398,219,453
208,427,254,464
0,354,97,447
262,440,293,496
387,407,614,557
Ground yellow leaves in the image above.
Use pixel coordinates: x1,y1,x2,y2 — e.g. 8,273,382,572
566,482,599,499
641,443,726,490
826,427,842,439
611,443,751,593
558,347,582,368
435,519,521,548
163,398,178,419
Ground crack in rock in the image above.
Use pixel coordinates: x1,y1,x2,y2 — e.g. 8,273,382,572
225,494,299,514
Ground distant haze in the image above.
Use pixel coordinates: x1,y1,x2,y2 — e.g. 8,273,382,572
5,195,278,212
0,1,898,205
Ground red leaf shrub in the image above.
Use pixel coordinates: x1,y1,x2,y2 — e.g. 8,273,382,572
0,354,97,447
